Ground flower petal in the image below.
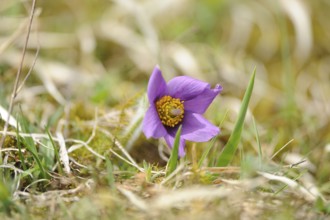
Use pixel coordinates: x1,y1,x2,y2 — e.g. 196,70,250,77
167,76,209,101
184,84,222,114
164,134,186,157
147,66,167,102
181,113,219,142
142,105,167,138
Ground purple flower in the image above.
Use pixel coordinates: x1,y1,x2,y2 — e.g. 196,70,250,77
142,66,222,157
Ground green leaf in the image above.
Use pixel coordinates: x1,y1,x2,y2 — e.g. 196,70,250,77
16,120,27,171
18,112,48,179
46,128,63,175
105,157,115,190
252,116,262,167
198,110,229,168
198,137,217,168
165,125,182,177
143,160,152,182
217,68,256,166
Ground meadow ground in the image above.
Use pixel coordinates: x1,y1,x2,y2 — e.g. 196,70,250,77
0,0,330,219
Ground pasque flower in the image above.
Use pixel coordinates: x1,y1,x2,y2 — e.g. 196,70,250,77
142,66,222,157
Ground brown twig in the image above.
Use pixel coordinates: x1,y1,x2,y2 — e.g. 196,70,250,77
0,0,37,154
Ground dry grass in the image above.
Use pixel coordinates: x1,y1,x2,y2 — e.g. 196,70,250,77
0,0,329,219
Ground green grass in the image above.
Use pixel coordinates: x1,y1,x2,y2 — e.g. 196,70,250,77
0,0,329,219
217,68,255,166
165,125,182,177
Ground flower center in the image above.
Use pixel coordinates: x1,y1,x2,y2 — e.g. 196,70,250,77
156,95,184,127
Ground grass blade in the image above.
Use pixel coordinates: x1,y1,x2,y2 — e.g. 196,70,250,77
165,125,182,177
19,113,48,179
198,110,229,168
46,128,63,175
105,157,115,190
217,68,256,166
197,137,217,168
252,116,262,167
16,119,27,170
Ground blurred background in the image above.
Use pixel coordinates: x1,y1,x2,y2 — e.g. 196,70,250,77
0,0,329,185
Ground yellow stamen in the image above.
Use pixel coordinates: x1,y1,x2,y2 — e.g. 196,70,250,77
156,95,184,127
